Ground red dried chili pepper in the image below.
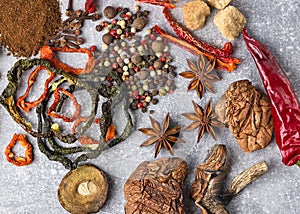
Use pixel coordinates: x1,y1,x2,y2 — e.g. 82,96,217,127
47,88,81,122
85,0,97,13
40,45,95,75
153,25,237,72
5,134,33,166
242,29,300,166
136,0,176,9
17,66,55,113
163,7,233,58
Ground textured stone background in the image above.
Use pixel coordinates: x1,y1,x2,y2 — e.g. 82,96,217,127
0,0,299,213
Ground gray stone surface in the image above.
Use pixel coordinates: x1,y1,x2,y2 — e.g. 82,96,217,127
0,0,299,213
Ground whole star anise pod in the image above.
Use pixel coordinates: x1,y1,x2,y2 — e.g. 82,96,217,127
182,99,225,143
139,113,184,158
179,54,221,99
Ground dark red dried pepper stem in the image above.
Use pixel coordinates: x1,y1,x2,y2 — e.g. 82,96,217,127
163,7,233,58
242,28,300,166
136,0,176,9
85,0,97,13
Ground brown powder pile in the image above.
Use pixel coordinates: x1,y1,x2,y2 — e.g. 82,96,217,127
0,0,62,57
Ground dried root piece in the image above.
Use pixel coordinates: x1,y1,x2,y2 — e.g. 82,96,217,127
191,144,268,214
124,157,188,214
228,161,268,196
191,144,228,214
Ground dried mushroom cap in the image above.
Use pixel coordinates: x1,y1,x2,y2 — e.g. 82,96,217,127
124,157,188,214
219,79,273,152
58,164,108,214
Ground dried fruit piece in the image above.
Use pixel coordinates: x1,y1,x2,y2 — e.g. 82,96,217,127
216,80,273,152
214,6,247,40
207,0,232,9
182,0,210,30
58,165,108,213
124,157,188,214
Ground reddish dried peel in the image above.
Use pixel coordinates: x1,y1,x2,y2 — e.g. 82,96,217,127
17,66,55,113
47,88,81,122
40,45,95,75
5,134,33,166
153,25,238,72
72,117,116,144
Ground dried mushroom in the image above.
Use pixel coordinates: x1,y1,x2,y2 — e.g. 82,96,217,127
182,0,210,30
215,79,273,152
213,6,246,40
191,144,268,214
58,165,108,214
124,157,188,214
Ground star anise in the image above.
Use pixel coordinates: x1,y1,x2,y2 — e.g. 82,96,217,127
182,99,225,143
179,54,221,99
139,113,184,158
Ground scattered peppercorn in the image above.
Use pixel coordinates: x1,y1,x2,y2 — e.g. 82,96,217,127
102,33,114,45
151,40,165,52
133,17,147,31
104,6,117,19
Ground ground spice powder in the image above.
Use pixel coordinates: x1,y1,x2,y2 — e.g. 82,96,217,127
0,0,62,57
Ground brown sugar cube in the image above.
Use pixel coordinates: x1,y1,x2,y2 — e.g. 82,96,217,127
214,6,247,40
182,0,210,30
207,0,232,9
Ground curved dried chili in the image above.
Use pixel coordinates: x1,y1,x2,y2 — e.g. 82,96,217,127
136,0,177,9
153,25,237,72
242,29,300,166
5,133,33,166
17,66,55,113
162,7,234,59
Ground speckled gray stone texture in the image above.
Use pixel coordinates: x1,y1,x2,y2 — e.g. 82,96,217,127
0,0,299,213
